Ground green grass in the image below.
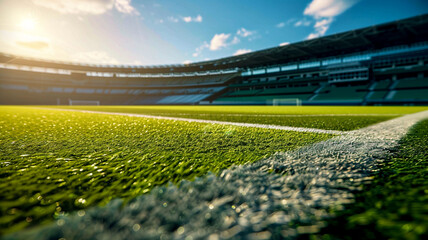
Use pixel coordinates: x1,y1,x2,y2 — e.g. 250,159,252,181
48,106,428,131
0,107,333,235
318,119,428,240
50,105,428,115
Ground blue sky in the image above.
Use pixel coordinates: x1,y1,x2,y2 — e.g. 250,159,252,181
0,0,427,65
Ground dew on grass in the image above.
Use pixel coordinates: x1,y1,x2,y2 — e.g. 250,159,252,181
77,210,85,217
57,219,65,226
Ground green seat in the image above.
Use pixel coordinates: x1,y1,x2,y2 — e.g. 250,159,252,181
313,86,368,101
393,89,428,100
373,80,391,90
215,94,312,103
395,78,428,89
368,91,388,100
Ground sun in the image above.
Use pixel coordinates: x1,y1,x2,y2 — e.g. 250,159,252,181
19,17,37,31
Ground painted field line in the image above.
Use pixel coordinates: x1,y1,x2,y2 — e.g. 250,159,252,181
146,113,402,117
37,108,344,135
22,110,428,240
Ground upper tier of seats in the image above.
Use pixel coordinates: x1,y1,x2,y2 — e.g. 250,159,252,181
0,68,238,88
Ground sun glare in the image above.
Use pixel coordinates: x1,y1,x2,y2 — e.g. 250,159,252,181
19,18,37,31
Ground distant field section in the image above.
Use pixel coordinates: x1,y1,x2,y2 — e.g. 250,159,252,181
50,106,428,131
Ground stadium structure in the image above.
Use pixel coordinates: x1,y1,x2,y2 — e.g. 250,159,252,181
1,14,428,106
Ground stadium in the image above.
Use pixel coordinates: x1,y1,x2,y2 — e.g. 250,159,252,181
1,1,428,240
1,14,428,106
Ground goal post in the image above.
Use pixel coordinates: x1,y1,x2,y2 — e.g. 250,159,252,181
68,99,100,106
272,98,302,106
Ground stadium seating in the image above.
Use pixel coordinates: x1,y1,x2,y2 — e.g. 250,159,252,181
311,85,368,102
391,89,428,100
214,94,313,104
224,89,262,96
157,94,211,104
367,91,388,100
258,85,319,95
394,78,428,89
0,65,234,105
372,80,391,90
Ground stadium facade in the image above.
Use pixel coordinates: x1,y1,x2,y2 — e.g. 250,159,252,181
1,14,428,106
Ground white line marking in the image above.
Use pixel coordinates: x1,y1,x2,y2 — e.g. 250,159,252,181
142,113,402,117
36,108,345,135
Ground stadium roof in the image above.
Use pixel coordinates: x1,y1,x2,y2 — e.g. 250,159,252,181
1,14,428,74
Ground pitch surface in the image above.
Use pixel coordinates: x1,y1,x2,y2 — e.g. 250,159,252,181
1,106,427,239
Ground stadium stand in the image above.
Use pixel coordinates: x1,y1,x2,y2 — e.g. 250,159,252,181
394,78,428,89
311,85,369,103
0,64,236,105
371,80,391,90
391,89,428,100
1,14,428,105
366,91,388,101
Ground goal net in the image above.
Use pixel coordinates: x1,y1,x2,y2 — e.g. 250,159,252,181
68,99,100,106
272,98,302,106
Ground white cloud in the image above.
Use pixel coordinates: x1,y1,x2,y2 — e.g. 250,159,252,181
194,15,203,22
314,18,331,28
231,36,240,44
114,0,139,15
277,18,299,28
193,41,209,57
304,0,359,39
210,33,230,51
32,0,113,15
183,60,192,64
32,0,139,15
306,33,320,40
306,17,334,39
279,42,290,46
168,16,179,23
182,14,203,23
194,30,243,57
72,51,119,64
233,49,252,56
276,22,285,28
236,28,255,38
294,18,311,27
315,18,333,33
304,0,358,18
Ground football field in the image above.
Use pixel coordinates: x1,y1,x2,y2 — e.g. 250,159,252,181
1,106,427,239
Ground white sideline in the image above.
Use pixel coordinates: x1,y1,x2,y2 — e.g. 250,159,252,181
37,108,345,135
148,113,402,117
